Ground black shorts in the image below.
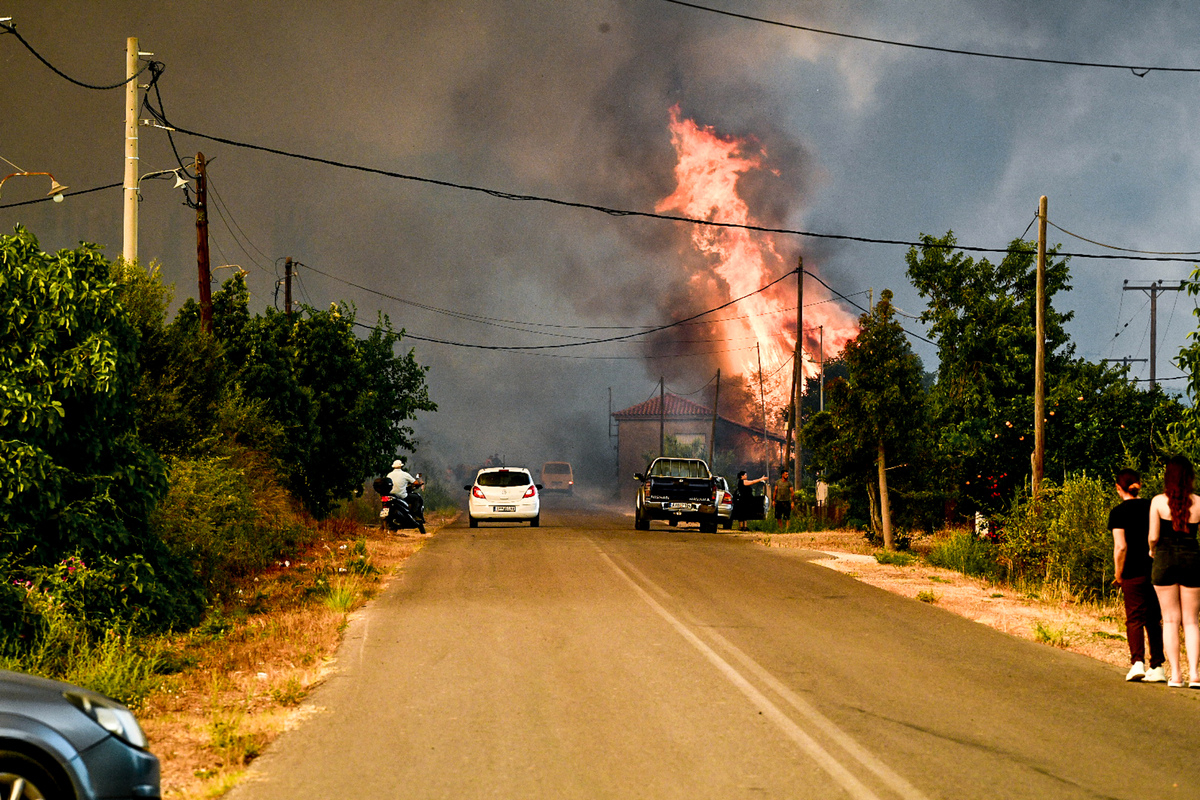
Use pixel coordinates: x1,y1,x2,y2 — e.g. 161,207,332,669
773,500,792,521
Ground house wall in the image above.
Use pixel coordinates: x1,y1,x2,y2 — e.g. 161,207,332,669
616,417,711,502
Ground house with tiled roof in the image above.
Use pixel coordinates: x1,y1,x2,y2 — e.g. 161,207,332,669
612,391,786,501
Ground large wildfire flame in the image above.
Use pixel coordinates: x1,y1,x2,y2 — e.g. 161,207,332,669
656,106,859,417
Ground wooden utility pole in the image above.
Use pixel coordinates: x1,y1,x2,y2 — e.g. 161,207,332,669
659,377,665,457
757,343,769,479
709,369,720,467
793,257,804,487
818,325,825,412
122,37,139,264
1033,196,1047,497
1123,280,1186,387
196,152,212,333
284,256,294,316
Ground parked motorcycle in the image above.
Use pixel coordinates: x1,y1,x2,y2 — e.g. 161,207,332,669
372,475,426,535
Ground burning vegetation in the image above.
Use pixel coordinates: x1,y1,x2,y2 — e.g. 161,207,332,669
651,106,859,428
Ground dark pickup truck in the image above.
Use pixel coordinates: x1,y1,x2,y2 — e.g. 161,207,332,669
633,457,720,533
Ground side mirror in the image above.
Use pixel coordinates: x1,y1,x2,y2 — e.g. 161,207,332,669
463,485,472,491
536,484,544,490
634,473,645,482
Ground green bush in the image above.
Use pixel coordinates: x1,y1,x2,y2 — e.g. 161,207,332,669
154,452,312,599
995,475,1117,601
928,530,1001,580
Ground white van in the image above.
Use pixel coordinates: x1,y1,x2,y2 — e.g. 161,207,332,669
540,461,574,494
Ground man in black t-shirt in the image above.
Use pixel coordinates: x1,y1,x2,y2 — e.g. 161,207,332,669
1107,469,1166,682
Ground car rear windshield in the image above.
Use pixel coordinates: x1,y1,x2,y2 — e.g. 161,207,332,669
478,471,532,488
648,459,709,479
543,463,571,474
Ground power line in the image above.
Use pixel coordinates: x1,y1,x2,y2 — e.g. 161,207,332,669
1047,219,1200,255
657,0,1200,76
133,95,1200,263
0,181,121,209
0,21,152,89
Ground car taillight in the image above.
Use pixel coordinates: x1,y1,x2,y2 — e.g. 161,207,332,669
523,485,537,499
472,486,486,499
723,492,732,504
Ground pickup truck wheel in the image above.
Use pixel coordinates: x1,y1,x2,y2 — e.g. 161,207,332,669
722,519,732,530
700,519,718,534
634,508,650,530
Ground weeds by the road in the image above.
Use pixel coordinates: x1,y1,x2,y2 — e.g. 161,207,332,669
133,512,447,799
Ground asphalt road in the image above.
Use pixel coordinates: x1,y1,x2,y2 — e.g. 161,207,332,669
230,496,1200,799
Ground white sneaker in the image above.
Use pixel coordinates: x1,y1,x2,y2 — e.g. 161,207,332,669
1125,661,1147,682
1144,666,1168,683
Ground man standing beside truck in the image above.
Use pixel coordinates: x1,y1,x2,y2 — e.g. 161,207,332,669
773,469,794,530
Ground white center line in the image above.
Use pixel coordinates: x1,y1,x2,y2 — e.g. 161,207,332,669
595,543,930,800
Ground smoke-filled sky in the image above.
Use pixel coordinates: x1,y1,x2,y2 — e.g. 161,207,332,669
4,1,1200,483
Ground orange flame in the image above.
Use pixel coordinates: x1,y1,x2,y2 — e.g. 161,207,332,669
656,106,858,413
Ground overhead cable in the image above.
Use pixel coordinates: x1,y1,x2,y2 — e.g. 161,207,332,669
132,92,1200,263
657,0,1200,76
0,22,152,89
1046,219,1200,255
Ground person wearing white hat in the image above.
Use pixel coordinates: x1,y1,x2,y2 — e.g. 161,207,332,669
387,458,416,499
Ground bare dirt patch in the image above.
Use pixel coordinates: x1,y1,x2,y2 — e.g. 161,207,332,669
751,529,1130,671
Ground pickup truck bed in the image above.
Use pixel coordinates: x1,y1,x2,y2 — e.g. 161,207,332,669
633,457,719,533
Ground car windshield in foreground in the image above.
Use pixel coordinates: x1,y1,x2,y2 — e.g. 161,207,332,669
478,471,532,488
649,460,709,479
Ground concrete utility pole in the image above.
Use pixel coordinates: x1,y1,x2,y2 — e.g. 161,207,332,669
794,257,804,487
122,37,139,264
195,152,213,333
1123,280,1186,387
1033,196,1047,498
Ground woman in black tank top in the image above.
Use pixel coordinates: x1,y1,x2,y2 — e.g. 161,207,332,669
1148,455,1200,688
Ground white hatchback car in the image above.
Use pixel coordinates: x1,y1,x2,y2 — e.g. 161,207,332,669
465,467,541,527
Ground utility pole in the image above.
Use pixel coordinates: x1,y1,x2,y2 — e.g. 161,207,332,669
818,325,825,412
757,343,768,479
1033,196,1047,498
284,257,294,316
122,37,140,264
1123,280,1186,387
659,377,665,457
195,152,212,333
709,369,720,467
793,257,804,488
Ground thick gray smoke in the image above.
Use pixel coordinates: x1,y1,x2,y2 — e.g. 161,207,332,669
6,0,1199,492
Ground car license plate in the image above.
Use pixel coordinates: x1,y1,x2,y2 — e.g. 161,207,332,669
669,503,693,511
379,509,389,518
494,505,516,512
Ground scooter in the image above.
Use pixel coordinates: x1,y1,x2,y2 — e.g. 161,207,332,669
372,475,427,534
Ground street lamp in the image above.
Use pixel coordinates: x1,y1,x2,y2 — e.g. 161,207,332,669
0,155,68,203
136,167,192,200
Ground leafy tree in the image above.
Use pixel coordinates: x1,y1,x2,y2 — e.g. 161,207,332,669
0,228,166,560
907,232,1074,513
0,229,202,629
909,232,1184,511
215,276,436,517
805,291,927,549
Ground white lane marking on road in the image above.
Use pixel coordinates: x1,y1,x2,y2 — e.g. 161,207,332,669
596,545,930,800
614,556,930,800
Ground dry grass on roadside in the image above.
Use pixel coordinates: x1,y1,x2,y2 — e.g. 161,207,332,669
140,513,453,800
